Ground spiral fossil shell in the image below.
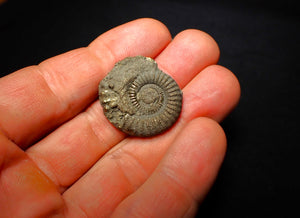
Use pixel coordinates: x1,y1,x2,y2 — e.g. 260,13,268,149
98,56,182,137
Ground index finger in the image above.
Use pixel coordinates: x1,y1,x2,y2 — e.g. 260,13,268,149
0,18,171,148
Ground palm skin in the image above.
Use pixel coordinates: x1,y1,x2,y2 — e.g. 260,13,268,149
0,18,240,217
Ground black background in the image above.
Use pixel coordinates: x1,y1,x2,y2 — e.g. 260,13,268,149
0,0,299,217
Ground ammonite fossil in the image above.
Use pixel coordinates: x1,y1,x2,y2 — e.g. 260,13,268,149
98,56,182,137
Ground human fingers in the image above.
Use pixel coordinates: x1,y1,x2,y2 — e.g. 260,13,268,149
26,29,221,192
0,18,171,148
110,118,226,218
61,66,239,217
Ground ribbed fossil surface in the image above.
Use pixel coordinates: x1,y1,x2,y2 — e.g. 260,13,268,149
99,56,182,137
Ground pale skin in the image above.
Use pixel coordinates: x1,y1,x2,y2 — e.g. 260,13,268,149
0,18,240,217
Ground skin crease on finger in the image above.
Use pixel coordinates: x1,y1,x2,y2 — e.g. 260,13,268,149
0,18,241,218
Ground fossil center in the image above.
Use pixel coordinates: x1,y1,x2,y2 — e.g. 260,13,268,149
137,84,162,104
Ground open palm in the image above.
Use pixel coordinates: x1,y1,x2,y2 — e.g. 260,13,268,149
0,18,240,217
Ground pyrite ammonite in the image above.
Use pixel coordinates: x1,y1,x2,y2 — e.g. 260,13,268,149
98,56,182,137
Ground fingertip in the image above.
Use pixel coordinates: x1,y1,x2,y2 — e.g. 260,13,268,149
186,117,227,156
134,18,172,40
172,116,227,167
178,29,220,63
182,64,241,123
160,117,227,202
201,65,241,121
156,28,220,87
89,18,172,63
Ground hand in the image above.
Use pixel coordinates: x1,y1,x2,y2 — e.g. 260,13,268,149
0,18,240,217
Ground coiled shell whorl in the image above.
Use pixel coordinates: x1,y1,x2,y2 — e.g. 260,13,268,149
98,56,182,137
